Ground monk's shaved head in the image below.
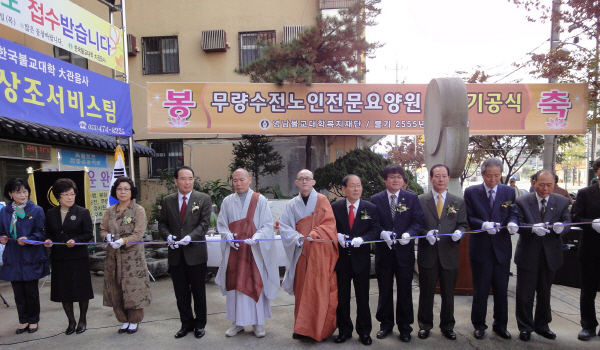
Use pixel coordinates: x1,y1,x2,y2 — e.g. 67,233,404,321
297,169,313,179
295,169,315,196
233,168,250,178
232,168,251,193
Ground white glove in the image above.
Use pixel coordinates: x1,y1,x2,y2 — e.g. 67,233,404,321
399,232,411,245
105,234,114,242
177,235,192,246
426,230,438,245
482,221,498,235
167,234,179,249
291,233,304,247
307,236,314,242
592,219,600,233
507,222,519,235
110,238,124,249
452,230,462,241
225,233,239,250
553,222,564,234
351,237,364,248
337,233,349,248
244,232,260,245
533,223,550,236
380,231,394,249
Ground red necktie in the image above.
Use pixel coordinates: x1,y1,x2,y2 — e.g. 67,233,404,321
349,204,355,229
180,196,187,221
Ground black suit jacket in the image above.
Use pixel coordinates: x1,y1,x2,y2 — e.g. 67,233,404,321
332,199,380,275
369,189,424,268
417,192,468,270
572,184,600,260
45,205,93,260
464,183,518,264
514,193,571,272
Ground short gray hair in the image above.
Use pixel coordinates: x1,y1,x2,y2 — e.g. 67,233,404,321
481,157,503,175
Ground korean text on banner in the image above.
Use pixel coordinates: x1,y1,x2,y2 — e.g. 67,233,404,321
0,37,133,137
0,0,125,72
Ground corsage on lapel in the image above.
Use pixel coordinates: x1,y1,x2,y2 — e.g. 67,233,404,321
121,215,135,226
191,201,200,213
395,201,409,215
501,200,514,208
360,210,371,220
446,201,459,216
25,214,33,220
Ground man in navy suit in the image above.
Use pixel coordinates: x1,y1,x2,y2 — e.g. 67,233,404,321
464,158,519,340
369,164,424,342
331,174,381,346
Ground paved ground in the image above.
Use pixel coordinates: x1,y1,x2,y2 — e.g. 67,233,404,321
0,236,599,349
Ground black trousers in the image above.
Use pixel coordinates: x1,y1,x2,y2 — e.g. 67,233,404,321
375,256,414,334
579,257,600,331
336,259,372,337
515,249,555,332
169,254,207,329
470,250,510,331
11,280,41,324
417,258,458,332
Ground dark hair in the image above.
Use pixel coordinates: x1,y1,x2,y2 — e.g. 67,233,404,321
52,178,78,199
381,164,406,181
174,166,194,179
530,173,537,181
429,164,449,178
3,178,30,203
535,169,556,182
342,174,361,187
110,177,138,200
593,158,600,173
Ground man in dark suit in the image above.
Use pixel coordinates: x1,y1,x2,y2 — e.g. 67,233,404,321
332,174,381,346
159,166,212,339
514,170,571,341
416,164,468,341
464,157,519,340
369,164,424,342
572,157,600,341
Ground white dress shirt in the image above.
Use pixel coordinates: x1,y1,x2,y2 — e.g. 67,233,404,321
178,190,192,211
433,189,447,207
346,198,360,216
483,183,499,201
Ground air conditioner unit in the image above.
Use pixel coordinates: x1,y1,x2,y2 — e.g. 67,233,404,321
283,25,306,43
127,34,137,57
202,29,227,52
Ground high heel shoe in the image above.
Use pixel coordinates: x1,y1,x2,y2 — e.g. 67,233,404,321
16,324,29,334
76,323,87,334
66,323,76,335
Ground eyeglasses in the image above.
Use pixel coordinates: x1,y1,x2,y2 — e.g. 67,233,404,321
297,177,313,182
116,187,131,192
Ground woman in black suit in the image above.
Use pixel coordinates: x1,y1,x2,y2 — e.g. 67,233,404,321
43,178,94,335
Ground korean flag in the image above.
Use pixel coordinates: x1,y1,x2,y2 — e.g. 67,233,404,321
107,146,127,207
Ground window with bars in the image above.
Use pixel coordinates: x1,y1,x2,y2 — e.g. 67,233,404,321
53,46,88,69
238,30,276,69
148,141,183,178
142,36,180,75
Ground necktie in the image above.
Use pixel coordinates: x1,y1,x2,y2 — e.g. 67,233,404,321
540,198,546,221
349,204,355,229
437,194,443,219
390,194,397,220
180,196,187,222
489,189,495,208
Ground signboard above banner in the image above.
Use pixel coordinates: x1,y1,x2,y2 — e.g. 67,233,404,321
0,0,125,72
0,37,133,137
147,82,589,135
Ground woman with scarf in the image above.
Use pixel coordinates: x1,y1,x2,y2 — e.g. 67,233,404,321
0,178,49,334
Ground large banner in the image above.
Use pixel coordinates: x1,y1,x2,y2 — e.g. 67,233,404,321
146,82,588,135
0,37,133,137
0,0,125,72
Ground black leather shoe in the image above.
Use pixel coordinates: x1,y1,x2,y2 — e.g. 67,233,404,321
577,329,595,341
442,330,457,340
334,334,351,343
418,329,429,339
292,332,305,339
28,325,38,333
194,327,205,339
360,334,372,345
399,333,411,342
473,329,485,339
76,324,86,334
376,329,391,339
127,325,138,334
66,323,76,335
118,327,129,334
492,327,511,339
16,325,29,334
535,329,556,339
175,327,191,338
519,331,531,341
